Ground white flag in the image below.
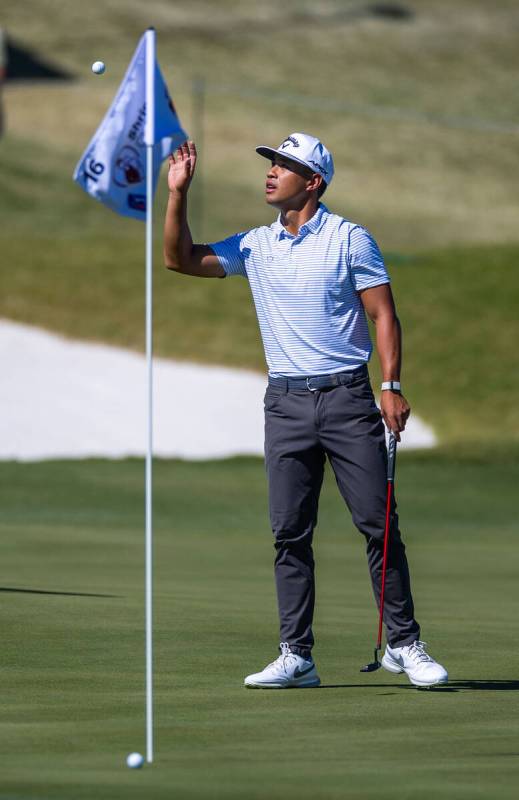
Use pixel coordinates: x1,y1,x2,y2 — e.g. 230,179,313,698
73,32,187,220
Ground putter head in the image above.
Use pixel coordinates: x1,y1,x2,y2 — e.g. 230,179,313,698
360,647,382,673
360,659,381,673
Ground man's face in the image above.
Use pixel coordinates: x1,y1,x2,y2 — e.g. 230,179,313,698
264,155,317,209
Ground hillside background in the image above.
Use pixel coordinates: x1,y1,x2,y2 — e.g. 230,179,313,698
1,0,518,443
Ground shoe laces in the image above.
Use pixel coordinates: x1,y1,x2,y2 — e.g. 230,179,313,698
405,640,433,664
266,642,297,674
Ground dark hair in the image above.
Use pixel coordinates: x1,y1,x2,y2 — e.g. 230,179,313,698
317,180,327,199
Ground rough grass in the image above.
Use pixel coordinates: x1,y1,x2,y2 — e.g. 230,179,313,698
2,0,519,248
0,451,518,799
1,0,518,444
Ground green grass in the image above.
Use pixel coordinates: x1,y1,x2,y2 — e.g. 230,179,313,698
0,450,518,799
388,244,519,443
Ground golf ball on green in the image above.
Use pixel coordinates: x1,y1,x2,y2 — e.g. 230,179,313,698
91,61,106,75
126,752,144,769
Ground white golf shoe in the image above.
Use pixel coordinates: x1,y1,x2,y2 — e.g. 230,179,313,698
244,642,321,689
382,640,448,687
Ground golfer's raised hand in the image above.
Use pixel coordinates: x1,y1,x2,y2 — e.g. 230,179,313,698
168,140,197,194
380,391,411,443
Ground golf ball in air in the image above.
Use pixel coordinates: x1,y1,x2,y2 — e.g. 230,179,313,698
91,61,106,75
126,752,144,769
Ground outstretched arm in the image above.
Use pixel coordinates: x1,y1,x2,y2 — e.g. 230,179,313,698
163,141,225,278
359,283,411,441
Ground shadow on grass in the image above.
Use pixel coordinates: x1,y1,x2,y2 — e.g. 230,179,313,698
320,683,402,689
0,586,118,598
426,680,519,692
320,680,519,691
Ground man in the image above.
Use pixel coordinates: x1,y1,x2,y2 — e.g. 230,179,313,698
163,133,447,689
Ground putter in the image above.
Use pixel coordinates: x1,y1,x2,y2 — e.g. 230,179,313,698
360,431,398,673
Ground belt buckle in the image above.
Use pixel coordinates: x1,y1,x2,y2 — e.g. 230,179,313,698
306,377,319,392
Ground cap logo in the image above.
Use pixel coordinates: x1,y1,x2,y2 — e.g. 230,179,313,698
280,136,299,149
309,159,328,176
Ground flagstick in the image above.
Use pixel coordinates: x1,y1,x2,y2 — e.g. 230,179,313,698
145,138,154,765
73,28,187,764
144,26,156,766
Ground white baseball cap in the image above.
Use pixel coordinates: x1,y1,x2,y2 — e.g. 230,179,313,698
256,132,334,186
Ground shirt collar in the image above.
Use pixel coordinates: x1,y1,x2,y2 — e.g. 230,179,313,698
273,203,328,240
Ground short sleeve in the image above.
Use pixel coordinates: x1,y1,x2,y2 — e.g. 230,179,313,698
348,226,390,291
208,231,249,278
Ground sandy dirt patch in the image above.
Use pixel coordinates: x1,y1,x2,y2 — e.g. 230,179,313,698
0,320,436,460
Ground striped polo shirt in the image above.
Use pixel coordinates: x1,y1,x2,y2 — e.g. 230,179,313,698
209,203,390,377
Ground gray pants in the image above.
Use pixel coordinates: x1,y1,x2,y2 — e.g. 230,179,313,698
264,367,420,658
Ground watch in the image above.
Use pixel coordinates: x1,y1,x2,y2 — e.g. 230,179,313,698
381,381,401,392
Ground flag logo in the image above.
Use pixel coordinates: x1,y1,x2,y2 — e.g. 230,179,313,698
128,194,147,212
114,146,144,187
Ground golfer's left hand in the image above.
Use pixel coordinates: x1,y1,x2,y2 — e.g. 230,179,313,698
380,392,410,442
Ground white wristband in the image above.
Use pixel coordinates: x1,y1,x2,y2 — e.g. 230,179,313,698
381,381,401,392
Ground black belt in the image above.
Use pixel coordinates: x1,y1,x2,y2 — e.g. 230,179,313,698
268,365,368,393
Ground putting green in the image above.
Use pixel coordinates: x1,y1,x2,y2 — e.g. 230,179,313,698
1,449,518,799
